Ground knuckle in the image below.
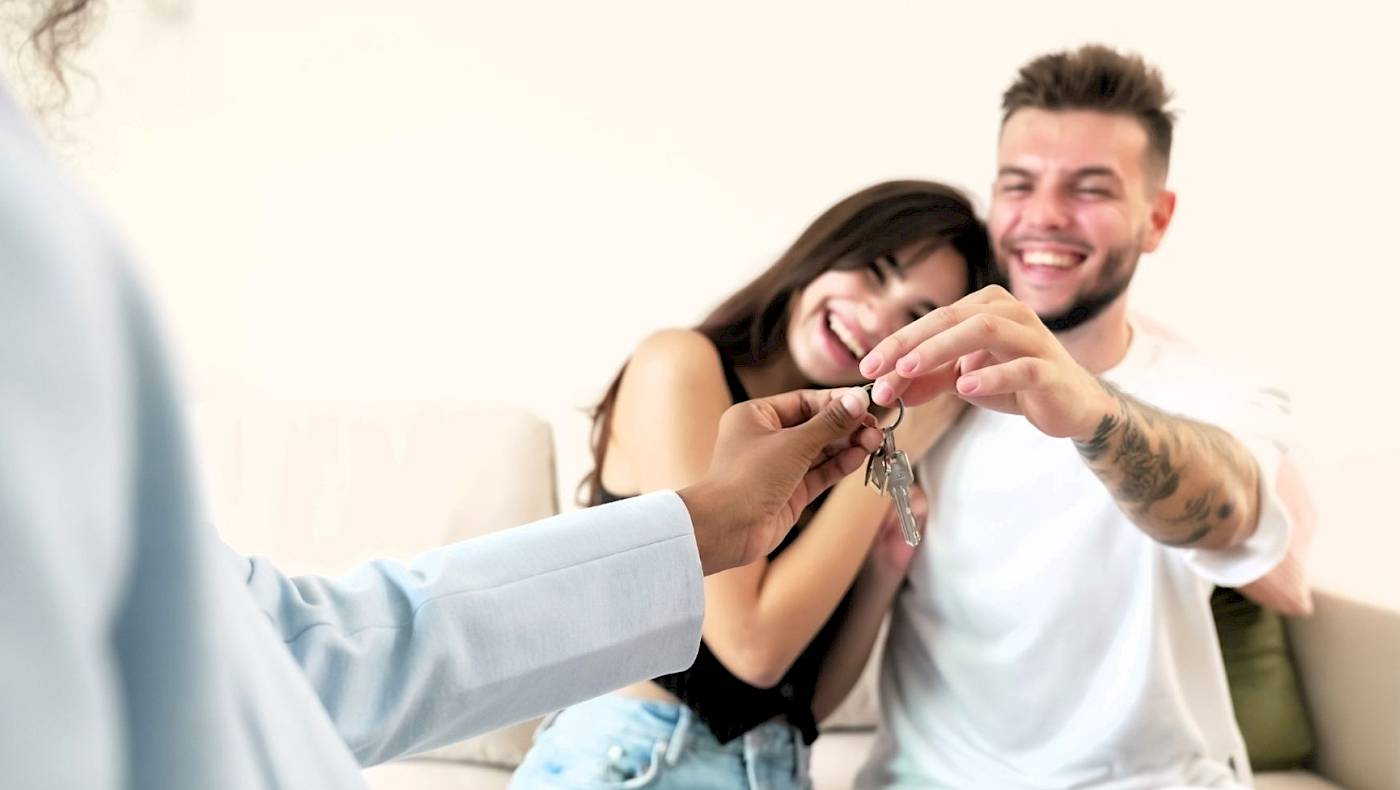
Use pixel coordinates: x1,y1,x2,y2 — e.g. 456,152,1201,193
1023,359,1044,387
872,333,903,361
819,401,851,433
718,403,741,428
939,305,961,328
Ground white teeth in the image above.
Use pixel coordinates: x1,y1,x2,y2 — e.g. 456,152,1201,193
1021,250,1081,268
827,313,867,359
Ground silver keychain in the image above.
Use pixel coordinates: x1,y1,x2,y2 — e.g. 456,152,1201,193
863,385,922,547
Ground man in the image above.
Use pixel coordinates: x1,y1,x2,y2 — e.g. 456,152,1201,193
0,7,885,789
857,46,1311,788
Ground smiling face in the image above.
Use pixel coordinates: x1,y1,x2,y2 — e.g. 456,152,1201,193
989,109,1175,332
786,243,970,386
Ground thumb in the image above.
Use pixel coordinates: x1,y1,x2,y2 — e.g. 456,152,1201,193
792,388,867,455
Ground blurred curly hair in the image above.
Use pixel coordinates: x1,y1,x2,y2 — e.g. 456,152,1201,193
16,0,98,107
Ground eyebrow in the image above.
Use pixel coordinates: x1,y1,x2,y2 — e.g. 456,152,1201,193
996,165,1124,182
1072,166,1123,182
997,166,1035,180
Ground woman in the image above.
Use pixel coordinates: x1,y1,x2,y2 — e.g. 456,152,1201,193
511,180,993,788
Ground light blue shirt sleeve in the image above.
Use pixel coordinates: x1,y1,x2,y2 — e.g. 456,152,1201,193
235,491,705,765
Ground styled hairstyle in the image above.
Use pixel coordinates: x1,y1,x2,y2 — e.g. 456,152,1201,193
1002,44,1176,174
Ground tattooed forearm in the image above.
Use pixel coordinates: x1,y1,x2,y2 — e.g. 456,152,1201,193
1160,525,1212,547
1075,413,1117,461
1074,382,1260,550
1108,398,1180,511
1170,485,1221,525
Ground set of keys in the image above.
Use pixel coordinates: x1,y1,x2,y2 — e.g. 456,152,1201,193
862,384,922,547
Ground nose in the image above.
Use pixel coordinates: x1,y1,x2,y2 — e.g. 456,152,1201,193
856,292,901,341
856,300,880,336
1023,187,1071,231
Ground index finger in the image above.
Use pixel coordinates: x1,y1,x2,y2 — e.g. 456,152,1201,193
870,360,960,407
859,285,1009,379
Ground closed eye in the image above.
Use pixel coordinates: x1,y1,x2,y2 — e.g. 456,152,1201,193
867,253,901,285
908,300,938,323
865,260,885,285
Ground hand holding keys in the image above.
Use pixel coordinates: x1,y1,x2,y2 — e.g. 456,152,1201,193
862,384,923,547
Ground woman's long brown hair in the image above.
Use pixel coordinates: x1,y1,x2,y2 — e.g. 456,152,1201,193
580,180,993,505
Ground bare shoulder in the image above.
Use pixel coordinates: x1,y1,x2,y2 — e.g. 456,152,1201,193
629,329,723,370
621,329,731,402
606,330,736,490
613,330,734,435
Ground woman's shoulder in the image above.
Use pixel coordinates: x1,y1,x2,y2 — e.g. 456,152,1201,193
615,329,733,419
625,329,728,386
631,328,720,364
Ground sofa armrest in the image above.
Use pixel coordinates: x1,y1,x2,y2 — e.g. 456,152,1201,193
1287,588,1400,789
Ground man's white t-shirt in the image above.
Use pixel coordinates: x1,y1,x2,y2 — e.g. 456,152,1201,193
857,315,1295,789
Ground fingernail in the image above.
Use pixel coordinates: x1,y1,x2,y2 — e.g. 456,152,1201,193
841,388,866,418
872,380,893,406
896,355,920,376
860,353,884,378
957,375,979,395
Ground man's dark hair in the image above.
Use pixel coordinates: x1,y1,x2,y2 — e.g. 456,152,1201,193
1002,44,1176,174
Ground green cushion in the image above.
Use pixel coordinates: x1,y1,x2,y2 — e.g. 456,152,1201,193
1212,587,1315,771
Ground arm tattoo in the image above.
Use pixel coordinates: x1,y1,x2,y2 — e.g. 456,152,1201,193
1074,382,1259,549
1075,413,1117,461
1108,398,1180,511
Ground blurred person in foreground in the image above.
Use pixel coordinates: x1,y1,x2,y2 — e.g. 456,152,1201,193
0,4,886,788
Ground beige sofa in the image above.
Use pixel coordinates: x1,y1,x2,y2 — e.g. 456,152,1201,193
197,400,1400,790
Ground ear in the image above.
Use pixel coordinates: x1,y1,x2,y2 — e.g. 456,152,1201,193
1141,188,1176,253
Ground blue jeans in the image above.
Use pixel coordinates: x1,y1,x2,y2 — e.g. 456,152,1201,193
509,694,813,789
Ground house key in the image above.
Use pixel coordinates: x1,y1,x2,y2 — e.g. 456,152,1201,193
862,385,922,547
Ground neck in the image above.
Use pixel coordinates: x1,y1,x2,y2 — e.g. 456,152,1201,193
1053,294,1133,374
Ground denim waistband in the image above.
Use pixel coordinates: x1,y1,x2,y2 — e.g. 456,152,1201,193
539,694,811,785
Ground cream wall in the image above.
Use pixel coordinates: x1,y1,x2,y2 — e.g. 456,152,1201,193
33,1,1400,603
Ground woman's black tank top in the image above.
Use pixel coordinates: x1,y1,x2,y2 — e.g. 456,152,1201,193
595,348,850,745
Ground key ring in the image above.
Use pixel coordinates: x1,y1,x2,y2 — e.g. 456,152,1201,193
861,383,905,431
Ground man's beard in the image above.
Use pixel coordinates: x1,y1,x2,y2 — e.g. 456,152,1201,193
997,244,1139,333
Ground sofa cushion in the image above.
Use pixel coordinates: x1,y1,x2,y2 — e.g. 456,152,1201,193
193,399,558,768
365,758,511,790
1213,587,1314,771
1254,770,1345,790
193,399,558,574
1289,590,1400,790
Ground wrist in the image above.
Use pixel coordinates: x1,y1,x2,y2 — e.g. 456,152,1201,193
1071,379,1121,445
677,481,738,576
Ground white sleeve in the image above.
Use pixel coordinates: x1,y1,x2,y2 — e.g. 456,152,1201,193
1180,385,1295,587
236,490,705,765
